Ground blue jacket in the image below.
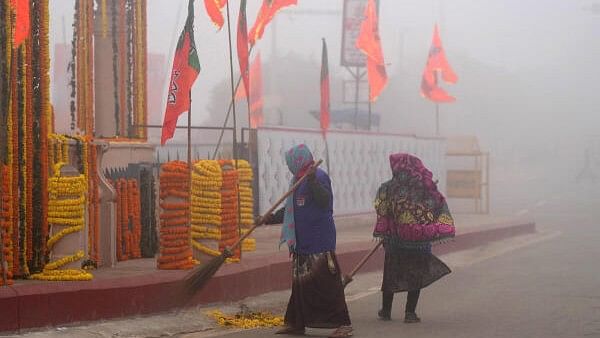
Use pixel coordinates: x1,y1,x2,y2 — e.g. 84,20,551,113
293,168,337,254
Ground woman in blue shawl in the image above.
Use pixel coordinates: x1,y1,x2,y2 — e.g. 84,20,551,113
263,144,352,338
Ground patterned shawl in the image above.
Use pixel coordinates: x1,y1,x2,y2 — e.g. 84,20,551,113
373,153,455,247
281,144,315,252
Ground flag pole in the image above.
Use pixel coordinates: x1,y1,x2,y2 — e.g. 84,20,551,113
212,45,254,160
368,86,372,131
225,0,243,257
188,90,192,168
435,103,440,136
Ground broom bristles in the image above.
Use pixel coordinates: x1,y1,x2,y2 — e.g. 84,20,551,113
184,253,227,296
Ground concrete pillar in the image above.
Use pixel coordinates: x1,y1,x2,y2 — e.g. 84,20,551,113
93,4,118,138
95,141,117,267
50,165,86,269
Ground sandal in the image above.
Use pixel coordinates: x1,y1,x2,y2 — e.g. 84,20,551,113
275,326,305,335
328,325,353,338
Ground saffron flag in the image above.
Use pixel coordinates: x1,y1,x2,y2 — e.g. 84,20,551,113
161,0,201,145
420,24,457,103
237,0,250,104
10,0,30,46
235,54,263,128
248,0,297,46
320,39,330,134
356,0,387,102
203,0,227,30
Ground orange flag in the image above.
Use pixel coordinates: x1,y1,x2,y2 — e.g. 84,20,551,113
420,24,457,103
248,0,297,46
10,0,30,46
203,0,227,29
356,0,387,102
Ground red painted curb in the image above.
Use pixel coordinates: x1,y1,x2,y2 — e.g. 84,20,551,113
0,220,535,333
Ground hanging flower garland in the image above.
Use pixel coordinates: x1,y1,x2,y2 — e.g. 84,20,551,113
218,161,240,260
235,160,256,252
112,177,143,261
157,161,193,270
101,0,108,38
30,163,92,281
190,160,222,261
190,160,256,263
0,166,14,285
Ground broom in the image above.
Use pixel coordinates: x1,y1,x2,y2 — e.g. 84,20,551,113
184,159,324,295
342,241,383,288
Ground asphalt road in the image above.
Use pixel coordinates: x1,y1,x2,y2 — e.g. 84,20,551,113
184,182,600,338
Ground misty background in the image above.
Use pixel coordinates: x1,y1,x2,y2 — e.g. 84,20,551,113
48,0,600,214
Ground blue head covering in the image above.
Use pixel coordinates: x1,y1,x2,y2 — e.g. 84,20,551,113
280,144,314,252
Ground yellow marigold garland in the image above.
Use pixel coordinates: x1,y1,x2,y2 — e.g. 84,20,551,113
29,163,92,281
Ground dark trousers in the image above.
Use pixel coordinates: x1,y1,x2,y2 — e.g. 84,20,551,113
381,290,420,314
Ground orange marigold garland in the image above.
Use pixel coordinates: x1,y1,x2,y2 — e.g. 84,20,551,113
158,161,193,270
0,166,14,285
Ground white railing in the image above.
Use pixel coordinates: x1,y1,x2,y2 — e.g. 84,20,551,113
256,127,447,216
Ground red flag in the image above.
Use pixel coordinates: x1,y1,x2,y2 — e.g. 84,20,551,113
248,0,297,46
236,54,264,128
203,0,227,29
320,39,330,134
356,0,387,102
420,24,457,103
161,0,201,145
10,0,30,46
237,0,250,104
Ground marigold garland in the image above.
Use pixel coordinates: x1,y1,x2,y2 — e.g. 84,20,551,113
30,163,92,281
207,310,283,329
158,161,193,270
111,177,142,261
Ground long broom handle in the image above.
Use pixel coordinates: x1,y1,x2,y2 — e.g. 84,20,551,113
343,241,383,287
226,159,323,253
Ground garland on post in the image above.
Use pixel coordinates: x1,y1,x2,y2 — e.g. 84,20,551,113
0,166,14,285
190,160,223,260
218,160,241,261
190,160,257,262
236,160,256,252
30,163,92,281
158,161,193,270
112,177,142,261
0,0,53,279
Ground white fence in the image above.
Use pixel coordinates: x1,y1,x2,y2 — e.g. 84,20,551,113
256,127,447,216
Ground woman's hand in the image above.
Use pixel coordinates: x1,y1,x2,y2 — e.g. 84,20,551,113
255,213,273,226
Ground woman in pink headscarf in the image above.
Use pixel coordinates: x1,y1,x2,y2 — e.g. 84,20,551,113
373,153,455,323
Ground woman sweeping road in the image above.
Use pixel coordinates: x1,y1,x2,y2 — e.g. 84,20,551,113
373,153,456,323
262,144,353,338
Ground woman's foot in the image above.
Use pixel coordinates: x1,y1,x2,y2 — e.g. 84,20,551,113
377,309,391,321
275,326,305,335
328,326,353,338
404,312,421,323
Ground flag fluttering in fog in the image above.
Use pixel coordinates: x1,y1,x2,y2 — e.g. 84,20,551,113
161,0,201,145
249,0,297,46
203,0,227,30
356,0,388,102
420,24,457,103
